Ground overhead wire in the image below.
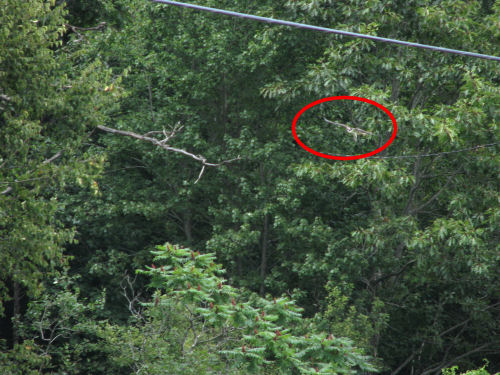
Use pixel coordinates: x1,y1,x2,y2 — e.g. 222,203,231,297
151,0,500,62
151,0,500,160
370,142,500,159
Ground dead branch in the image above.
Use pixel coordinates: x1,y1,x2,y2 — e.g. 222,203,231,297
420,343,491,375
97,125,240,183
42,151,63,165
0,186,12,195
120,273,143,318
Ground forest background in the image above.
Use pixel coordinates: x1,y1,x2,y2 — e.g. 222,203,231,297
0,0,499,374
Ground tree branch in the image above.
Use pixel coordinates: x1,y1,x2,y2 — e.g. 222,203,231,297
409,175,453,215
420,343,491,375
0,186,12,195
391,352,415,375
404,157,422,215
96,125,240,183
42,150,63,165
120,273,143,318
1,151,63,194
64,22,106,42
371,260,416,285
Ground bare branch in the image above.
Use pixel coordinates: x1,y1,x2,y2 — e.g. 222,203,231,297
194,165,206,184
409,175,453,215
390,352,415,375
0,186,12,195
43,151,63,165
420,343,491,375
97,125,240,182
120,273,143,318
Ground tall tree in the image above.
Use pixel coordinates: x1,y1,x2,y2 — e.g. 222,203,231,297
0,0,115,344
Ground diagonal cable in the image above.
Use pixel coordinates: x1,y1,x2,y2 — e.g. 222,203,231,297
370,142,500,159
151,0,500,62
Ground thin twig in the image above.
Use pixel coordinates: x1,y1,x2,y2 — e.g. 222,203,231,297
120,273,142,318
1,151,63,194
409,175,453,215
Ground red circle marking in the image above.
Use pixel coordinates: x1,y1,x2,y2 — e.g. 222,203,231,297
292,96,397,160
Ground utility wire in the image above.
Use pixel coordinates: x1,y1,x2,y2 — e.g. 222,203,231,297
151,0,500,62
370,142,499,159
151,0,500,159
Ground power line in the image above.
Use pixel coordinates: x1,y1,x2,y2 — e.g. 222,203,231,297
370,142,500,159
151,0,500,62
150,0,500,160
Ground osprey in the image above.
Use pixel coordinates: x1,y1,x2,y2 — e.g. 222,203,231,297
323,117,374,142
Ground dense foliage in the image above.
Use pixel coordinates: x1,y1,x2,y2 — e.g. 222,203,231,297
0,0,499,374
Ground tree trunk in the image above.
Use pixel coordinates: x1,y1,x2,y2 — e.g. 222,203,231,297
12,280,20,345
183,209,193,244
259,213,269,297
